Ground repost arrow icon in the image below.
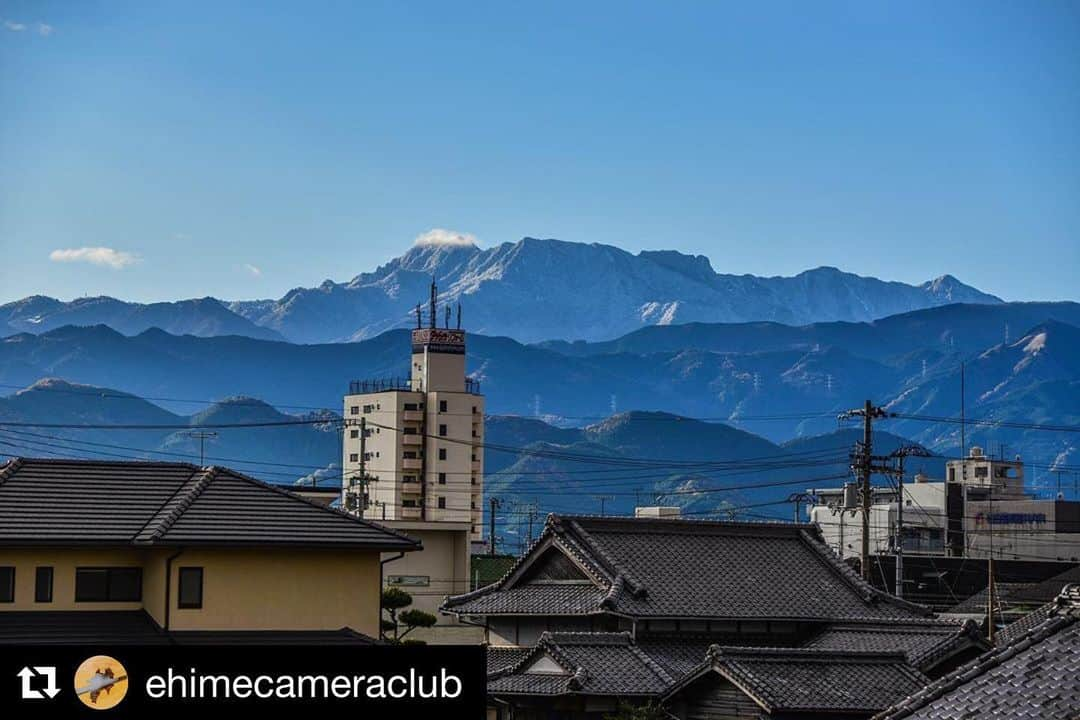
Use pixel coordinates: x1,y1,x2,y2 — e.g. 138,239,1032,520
17,666,58,700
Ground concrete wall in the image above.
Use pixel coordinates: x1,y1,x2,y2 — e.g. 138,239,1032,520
380,522,483,644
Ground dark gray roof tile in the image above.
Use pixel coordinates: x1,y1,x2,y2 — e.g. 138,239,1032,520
0,457,418,551
445,514,929,621
874,585,1080,720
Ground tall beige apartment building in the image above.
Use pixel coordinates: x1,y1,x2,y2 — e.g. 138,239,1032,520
341,284,484,642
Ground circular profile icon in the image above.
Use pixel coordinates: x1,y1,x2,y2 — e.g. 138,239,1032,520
74,655,129,710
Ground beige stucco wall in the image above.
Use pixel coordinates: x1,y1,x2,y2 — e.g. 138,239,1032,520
165,548,382,636
1,547,384,637
0,548,147,611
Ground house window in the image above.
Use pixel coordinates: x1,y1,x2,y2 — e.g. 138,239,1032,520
75,567,142,602
439,472,447,484
350,429,359,439
0,567,13,603
35,567,53,603
178,567,204,609
439,424,448,437
439,400,448,412
350,406,359,415
438,497,446,509
439,448,447,461
349,453,359,462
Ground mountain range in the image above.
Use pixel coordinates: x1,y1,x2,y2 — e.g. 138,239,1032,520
1,300,1076,480
1,237,1001,343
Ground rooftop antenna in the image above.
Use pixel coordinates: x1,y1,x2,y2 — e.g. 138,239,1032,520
456,303,462,330
415,303,422,329
429,278,437,330
960,362,966,460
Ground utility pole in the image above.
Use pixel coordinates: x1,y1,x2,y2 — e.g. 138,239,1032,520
184,430,218,466
887,445,930,600
526,502,538,544
838,401,890,581
988,476,996,643
488,497,501,557
594,495,613,517
960,362,966,461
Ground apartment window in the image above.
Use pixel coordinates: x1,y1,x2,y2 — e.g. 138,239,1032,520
349,453,359,462
404,403,418,411
349,429,359,439
438,472,447,485
75,567,142,602
472,405,477,414
437,497,446,509
403,499,417,508
439,400,448,413
35,567,53,603
403,451,417,459
439,424,448,437
438,448,447,461
0,567,13,603
178,567,204,609
403,427,417,435
350,406,359,415
363,404,375,413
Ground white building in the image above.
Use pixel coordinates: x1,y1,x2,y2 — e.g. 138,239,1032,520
341,282,485,642
809,447,1080,564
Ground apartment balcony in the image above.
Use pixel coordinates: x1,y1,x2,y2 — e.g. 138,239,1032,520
472,460,481,472
403,410,424,422
401,482,422,495
400,506,422,520
403,434,422,446
402,458,422,470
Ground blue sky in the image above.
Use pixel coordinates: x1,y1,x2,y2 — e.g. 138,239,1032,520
1,0,1077,304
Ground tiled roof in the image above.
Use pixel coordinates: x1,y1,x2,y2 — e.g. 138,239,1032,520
0,611,376,645
0,457,418,550
801,619,987,671
874,585,1080,720
0,611,168,645
994,599,1056,647
445,514,930,621
489,632,941,710
487,646,533,675
666,646,928,714
488,632,673,697
449,583,606,615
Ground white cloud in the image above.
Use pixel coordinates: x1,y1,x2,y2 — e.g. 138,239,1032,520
49,247,140,269
4,20,26,32
242,263,262,277
413,228,478,248
37,23,52,36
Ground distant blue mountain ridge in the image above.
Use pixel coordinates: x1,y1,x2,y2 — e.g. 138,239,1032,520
1,237,1002,343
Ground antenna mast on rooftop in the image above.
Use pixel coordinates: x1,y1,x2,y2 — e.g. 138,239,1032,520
429,278,437,330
